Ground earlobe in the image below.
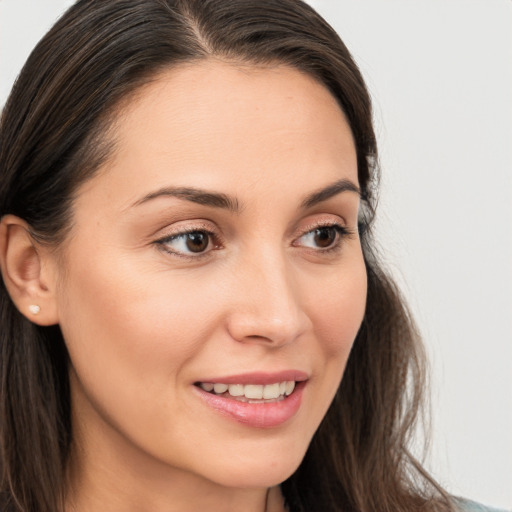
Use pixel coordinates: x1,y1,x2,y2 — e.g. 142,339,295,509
0,215,59,326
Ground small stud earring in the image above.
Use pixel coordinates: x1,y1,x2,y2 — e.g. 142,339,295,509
28,305,41,315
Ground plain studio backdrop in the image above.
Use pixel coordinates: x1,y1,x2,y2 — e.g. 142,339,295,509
1,0,511,509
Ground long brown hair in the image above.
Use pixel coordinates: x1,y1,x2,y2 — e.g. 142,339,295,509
0,1,456,511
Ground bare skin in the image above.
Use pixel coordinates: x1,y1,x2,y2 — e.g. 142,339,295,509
0,61,366,512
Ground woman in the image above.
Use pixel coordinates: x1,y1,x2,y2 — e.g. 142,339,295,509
0,1,506,511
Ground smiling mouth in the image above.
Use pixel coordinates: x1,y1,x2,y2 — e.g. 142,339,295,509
195,381,296,403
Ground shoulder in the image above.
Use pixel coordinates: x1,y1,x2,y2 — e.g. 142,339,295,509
456,498,510,512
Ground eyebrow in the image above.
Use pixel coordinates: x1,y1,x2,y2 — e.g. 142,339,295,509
132,186,241,213
300,178,361,208
132,178,360,212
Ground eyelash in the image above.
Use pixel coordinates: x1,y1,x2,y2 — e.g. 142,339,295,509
293,222,353,255
154,221,354,260
155,228,220,260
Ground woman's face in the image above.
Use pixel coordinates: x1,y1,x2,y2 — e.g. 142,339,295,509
53,62,367,489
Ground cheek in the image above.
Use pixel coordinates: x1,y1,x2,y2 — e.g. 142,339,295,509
308,256,367,358
299,251,367,413
56,249,230,460
56,249,222,403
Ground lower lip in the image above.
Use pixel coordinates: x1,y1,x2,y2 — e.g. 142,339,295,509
194,382,306,428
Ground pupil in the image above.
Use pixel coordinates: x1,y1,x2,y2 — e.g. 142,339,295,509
186,232,209,253
314,227,336,248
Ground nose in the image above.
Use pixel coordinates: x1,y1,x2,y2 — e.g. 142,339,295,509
225,250,311,347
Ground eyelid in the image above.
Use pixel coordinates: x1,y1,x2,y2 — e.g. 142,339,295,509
292,218,356,253
153,219,220,241
292,214,352,240
153,220,223,259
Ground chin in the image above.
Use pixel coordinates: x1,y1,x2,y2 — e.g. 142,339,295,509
200,445,307,490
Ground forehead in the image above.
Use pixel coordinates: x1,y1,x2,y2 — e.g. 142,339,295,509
75,61,358,210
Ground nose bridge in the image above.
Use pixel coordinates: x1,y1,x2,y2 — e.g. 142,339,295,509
226,245,309,345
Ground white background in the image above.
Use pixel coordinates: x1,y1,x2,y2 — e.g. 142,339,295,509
1,0,511,509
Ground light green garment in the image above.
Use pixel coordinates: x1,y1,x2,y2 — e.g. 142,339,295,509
458,499,510,512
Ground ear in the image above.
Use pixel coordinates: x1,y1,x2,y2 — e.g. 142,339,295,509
0,215,59,326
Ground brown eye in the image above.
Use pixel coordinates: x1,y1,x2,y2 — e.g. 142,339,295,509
159,230,214,256
313,227,337,248
185,232,210,253
296,224,346,250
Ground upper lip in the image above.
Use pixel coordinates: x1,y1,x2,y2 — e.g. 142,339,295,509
195,370,309,385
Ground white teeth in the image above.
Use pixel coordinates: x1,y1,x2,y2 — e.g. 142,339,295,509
200,380,297,400
263,383,281,399
228,384,244,397
213,383,228,394
285,381,295,396
244,384,264,399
